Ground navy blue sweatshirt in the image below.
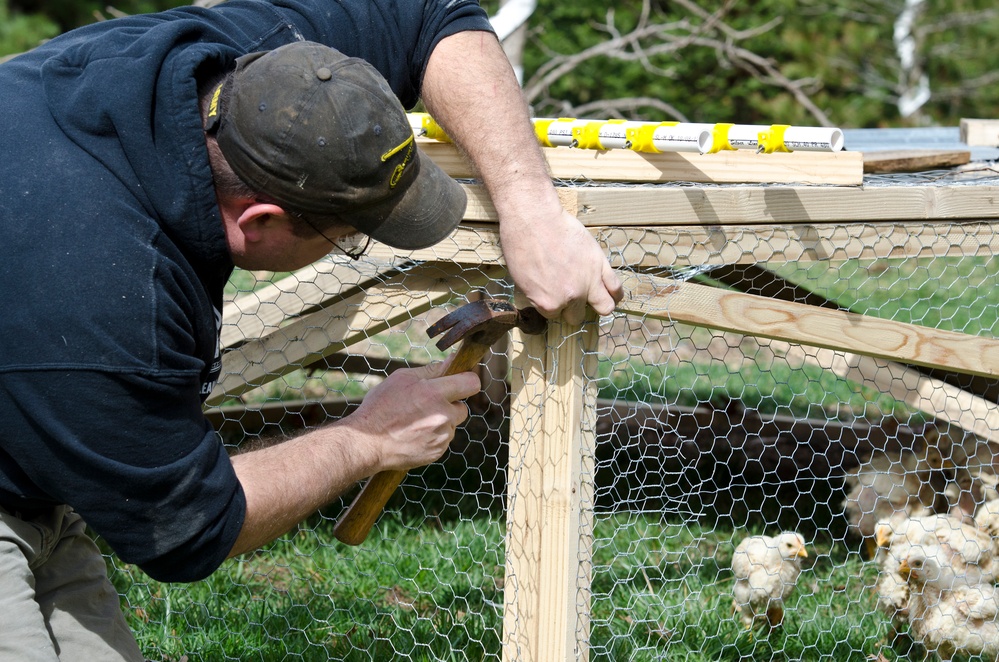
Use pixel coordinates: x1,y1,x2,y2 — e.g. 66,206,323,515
0,0,491,582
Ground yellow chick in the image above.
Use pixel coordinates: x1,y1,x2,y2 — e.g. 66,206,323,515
731,532,808,629
899,545,999,661
873,513,921,622
974,497,999,545
874,513,996,624
843,446,949,555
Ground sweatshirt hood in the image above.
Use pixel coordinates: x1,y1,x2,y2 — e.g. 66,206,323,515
34,12,242,291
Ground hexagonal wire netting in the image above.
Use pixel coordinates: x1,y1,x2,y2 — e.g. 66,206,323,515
107,172,999,661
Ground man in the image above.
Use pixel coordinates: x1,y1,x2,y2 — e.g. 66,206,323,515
0,0,623,659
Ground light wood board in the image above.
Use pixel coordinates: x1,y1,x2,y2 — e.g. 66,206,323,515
366,220,999,268
862,149,970,173
776,343,999,447
208,262,504,405
960,118,999,146
451,182,999,226
618,271,999,379
221,258,402,350
419,140,864,186
505,317,598,662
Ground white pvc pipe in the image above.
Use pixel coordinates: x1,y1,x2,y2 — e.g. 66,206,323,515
721,124,771,150
410,113,844,154
541,118,585,147
627,123,712,154
780,126,845,152
687,123,844,152
537,118,711,154
586,121,636,150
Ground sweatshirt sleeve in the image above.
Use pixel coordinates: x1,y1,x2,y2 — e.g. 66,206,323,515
214,0,495,108
0,369,245,583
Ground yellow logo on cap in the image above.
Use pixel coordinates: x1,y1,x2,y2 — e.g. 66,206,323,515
382,135,414,189
207,82,224,120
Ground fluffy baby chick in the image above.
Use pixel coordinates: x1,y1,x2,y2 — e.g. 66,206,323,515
899,545,999,661
974,497,999,541
731,532,808,629
873,514,955,621
843,446,950,556
873,513,921,622
876,514,995,579
947,456,998,524
874,513,994,624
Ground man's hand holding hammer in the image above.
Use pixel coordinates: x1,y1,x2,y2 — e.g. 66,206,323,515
333,299,546,545
343,360,480,474
227,358,481,557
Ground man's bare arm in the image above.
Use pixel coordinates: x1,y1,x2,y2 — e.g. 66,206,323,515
420,30,623,325
226,362,479,557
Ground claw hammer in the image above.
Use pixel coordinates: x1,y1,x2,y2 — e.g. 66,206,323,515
333,298,546,545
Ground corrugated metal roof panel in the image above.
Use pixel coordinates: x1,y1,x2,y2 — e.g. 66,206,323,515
842,126,999,162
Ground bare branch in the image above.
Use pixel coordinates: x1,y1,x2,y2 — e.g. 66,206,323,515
916,8,999,35
712,38,834,126
571,97,690,122
523,2,834,127
933,70,999,102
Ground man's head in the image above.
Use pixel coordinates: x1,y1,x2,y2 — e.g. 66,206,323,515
205,41,466,251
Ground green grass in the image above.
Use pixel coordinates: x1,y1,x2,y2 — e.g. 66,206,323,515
109,515,931,662
771,255,999,337
113,517,507,661
595,352,911,422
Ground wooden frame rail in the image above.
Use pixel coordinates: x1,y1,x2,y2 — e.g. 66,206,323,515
418,139,865,186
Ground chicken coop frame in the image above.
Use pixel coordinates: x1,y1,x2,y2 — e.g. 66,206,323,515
206,129,999,661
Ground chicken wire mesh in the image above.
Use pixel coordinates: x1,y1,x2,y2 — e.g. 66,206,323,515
103,173,999,661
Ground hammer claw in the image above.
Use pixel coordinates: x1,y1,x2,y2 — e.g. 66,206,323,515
433,324,472,351
427,299,519,350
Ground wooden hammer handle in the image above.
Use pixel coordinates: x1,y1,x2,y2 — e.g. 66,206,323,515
332,339,493,545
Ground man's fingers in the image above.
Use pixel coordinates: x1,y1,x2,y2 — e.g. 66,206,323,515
399,360,482,401
439,370,482,402
408,358,448,379
561,299,586,327
581,262,623,318
603,262,625,304
451,400,470,427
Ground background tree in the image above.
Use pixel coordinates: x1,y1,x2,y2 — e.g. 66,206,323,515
5,0,999,128
485,0,999,128
0,0,58,59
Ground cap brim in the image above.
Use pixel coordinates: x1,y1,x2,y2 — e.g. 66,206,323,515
347,148,466,250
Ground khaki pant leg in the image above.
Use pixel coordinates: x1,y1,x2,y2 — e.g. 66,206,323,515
0,506,145,662
0,507,59,662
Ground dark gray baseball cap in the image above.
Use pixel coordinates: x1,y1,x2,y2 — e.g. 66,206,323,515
208,41,466,250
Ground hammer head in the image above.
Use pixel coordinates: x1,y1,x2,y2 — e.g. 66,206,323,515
428,299,546,350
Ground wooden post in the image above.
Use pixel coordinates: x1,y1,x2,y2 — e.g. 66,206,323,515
504,315,598,662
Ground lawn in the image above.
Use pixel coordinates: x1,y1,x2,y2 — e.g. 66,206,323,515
111,513,933,662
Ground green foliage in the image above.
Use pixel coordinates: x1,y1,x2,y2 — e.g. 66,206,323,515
9,0,191,32
513,0,999,127
0,0,58,58
7,0,999,126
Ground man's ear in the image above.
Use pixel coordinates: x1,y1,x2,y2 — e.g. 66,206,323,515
235,201,289,243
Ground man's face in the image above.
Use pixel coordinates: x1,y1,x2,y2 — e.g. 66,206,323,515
230,214,364,272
